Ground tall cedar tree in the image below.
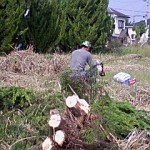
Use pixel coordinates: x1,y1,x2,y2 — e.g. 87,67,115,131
0,0,7,50
0,0,62,53
58,0,113,52
0,0,113,53
27,0,62,53
0,0,27,53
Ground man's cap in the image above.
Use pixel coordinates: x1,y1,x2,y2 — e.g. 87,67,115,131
81,41,91,48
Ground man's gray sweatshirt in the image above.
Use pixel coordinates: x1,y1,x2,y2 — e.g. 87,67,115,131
70,49,93,71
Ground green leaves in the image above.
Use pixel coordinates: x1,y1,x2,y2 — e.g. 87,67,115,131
0,87,33,109
0,0,27,53
0,0,113,53
57,0,113,52
92,96,150,139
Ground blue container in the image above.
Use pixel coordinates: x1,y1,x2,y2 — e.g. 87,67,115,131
121,78,130,85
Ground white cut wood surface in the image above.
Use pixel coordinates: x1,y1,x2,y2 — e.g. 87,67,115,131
48,114,61,128
42,137,53,150
54,130,65,146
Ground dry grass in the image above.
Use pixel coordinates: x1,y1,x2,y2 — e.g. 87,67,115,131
0,48,150,150
0,49,69,76
118,130,150,150
93,53,150,111
0,49,69,92
0,49,150,111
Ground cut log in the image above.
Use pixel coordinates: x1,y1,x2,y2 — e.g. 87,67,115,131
65,95,78,108
48,113,61,128
78,99,90,114
65,95,90,116
44,94,95,150
65,95,81,117
42,137,53,150
54,130,65,146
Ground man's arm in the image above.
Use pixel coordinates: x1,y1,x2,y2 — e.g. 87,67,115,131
87,53,95,68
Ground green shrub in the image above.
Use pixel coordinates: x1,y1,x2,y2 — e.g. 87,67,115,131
0,86,34,110
92,95,150,139
80,128,95,145
105,40,123,54
60,69,105,102
0,91,64,149
60,69,88,98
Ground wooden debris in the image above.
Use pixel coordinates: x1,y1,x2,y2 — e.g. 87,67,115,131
118,130,150,150
54,130,65,146
48,113,61,128
42,94,92,150
42,137,53,150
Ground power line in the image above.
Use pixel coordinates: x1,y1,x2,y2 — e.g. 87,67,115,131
112,8,149,14
111,0,140,4
113,0,149,3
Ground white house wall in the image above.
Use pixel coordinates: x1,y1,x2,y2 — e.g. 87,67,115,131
126,27,136,45
112,16,126,37
145,27,149,39
139,27,149,44
127,28,136,39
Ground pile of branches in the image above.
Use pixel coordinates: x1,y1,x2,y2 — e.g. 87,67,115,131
42,94,117,150
42,94,91,150
119,130,150,150
0,49,69,76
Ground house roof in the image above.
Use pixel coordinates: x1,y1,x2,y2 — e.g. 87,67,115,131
134,18,150,26
108,7,130,18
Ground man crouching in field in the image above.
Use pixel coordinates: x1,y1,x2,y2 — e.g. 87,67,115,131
70,41,104,81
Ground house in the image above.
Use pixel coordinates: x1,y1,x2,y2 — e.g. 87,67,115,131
108,8,130,37
108,8,136,45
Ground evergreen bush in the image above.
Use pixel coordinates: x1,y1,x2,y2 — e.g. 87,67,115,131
92,95,150,139
60,68,105,103
0,86,34,109
0,0,113,53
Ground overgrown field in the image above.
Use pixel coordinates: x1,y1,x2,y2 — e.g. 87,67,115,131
0,46,150,150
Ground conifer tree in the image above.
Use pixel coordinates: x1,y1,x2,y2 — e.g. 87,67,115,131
0,0,26,53
57,0,113,52
0,0,113,53
26,0,62,53
0,0,7,50
0,0,62,53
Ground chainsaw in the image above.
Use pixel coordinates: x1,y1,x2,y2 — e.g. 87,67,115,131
99,63,105,76
95,60,105,76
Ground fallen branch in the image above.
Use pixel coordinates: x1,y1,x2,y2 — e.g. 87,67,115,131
99,124,121,149
9,136,37,150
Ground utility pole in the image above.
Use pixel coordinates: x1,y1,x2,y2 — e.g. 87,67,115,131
143,0,149,27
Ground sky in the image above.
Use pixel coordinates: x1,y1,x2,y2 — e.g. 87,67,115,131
108,0,150,23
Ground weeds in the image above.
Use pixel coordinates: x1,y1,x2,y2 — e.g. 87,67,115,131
92,95,150,139
0,89,64,150
120,46,150,57
0,47,150,149
0,87,34,110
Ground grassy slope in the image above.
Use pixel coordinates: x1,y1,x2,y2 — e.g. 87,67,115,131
93,46,150,111
0,46,150,149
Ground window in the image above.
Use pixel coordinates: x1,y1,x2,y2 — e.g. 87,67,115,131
118,20,124,28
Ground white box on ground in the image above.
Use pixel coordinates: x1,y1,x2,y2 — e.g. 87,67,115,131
113,72,131,83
